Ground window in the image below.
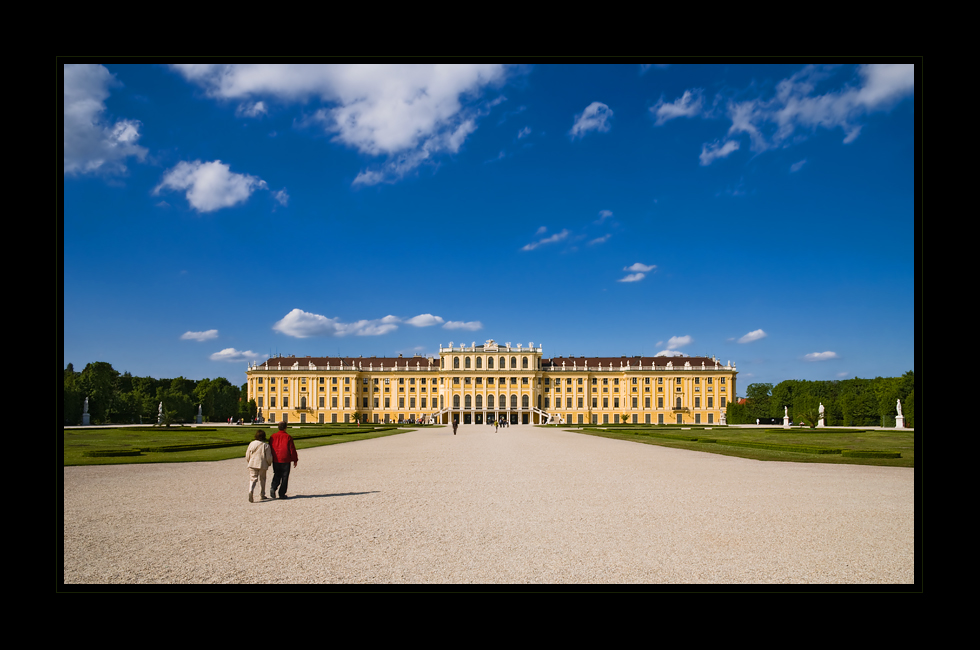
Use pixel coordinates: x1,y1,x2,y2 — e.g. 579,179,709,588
344,397,350,408
720,378,726,384
721,397,726,407
374,398,379,408
500,356,506,368
614,379,619,385
399,398,405,408
511,357,517,368
488,395,494,408
592,398,597,408
645,397,650,408
631,377,637,384
566,398,572,408
545,397,550,408
465,395,471,408
488,357,494,369
301,377,306,385
421,398,426,408
603,378,608,385
258,378,264,384
522,377,529,384
707,377,713,384
658,397,663,408
258,397,264,407
511,395,517,409
578,397,583,408
676,397,682,409
695,397,700,408
345,377,350,384
410,398,416,408
332,397,337,408
523,395,529,408
632,397,637,408
270,378,276,385
578,378,583,384
283,397,289,407
476,357,482,369
658,377,663,384
385,398,390,408
363,397,369,408
476,395,482,408
319,397,324,408
453,396,460,408
454,357,460,369
603,398,608,408
695,377,700,384
614,398,619,408
708,397,713,408
522,356,528,369
465,357,471,369
676,378,681,384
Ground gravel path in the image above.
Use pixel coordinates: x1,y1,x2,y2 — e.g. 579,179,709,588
63,425,914,584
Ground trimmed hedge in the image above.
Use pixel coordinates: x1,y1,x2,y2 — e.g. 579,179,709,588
841,449,902,458
82,450,143,457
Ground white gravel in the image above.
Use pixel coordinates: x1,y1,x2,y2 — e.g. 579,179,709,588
63,424,915,584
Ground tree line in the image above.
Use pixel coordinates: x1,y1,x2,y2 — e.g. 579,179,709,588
725,371,914,427
64,362,257,425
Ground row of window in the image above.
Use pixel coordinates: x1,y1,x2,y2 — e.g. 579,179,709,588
449,356,532,369
259,394,727,411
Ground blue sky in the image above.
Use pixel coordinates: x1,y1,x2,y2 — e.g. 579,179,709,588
63,62,917,392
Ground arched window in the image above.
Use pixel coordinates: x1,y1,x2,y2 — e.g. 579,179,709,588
511,357,517,369
441,357,445,369
676,397,682,409
301,396,307,408
453,395,460,408
522,356,528,369
476,395,482,408
500,356,506,369
511,394,518,409
453,357,459,369
537,395,542,409
500,394,506,409
465,357,471,369
476,357,482,369
488,394,495,409
488,357,494,369
522,395,529,408
465,395,471,408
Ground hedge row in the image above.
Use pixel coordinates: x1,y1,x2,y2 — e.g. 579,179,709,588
841,450,902,458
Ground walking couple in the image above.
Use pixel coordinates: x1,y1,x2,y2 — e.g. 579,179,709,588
246,422,299,502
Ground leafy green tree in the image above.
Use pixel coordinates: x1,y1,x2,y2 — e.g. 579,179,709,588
744,383,773,422
80,362,120,424
64,363,83,425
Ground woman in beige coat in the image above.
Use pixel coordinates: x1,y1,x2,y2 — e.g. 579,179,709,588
246,430,274,502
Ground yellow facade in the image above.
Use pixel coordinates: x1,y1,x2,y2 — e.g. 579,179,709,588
246,339,737,426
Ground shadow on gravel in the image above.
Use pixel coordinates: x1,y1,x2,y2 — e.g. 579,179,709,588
271,491,380,500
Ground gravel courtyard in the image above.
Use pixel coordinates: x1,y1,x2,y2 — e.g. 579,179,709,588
63,424,915,585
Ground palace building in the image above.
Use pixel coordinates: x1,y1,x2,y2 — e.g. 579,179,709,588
246,339,737,426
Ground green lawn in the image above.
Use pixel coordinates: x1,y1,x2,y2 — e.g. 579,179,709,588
551,425,914,467
63,424,420,466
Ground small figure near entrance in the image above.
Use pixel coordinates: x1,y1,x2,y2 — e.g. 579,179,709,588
453,418,458,435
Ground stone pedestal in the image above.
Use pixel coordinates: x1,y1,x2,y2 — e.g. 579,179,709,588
82,413,90,426
818,418,825,428
783,416,791,428
896,415,905,428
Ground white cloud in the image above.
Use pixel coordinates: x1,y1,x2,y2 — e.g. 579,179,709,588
236,100,267,117
651,89,704,125
589,234,611,245
405,314,444,327
210,348,262,362
570,102,613,139
738,329,768,343
667,335,693,349
726,64,914,152
618,273,646,282
181,329,218,342
624,262,656,273
518,126,531,139
790,159,807,173
153,160,268,212
64,64,148,175
443,321,483,331
272,309,399,338
595,210,613,224
699,139,740,166
804,351,839,361
173,64,510,186
522,229,569,251
654,349,688,357
536,226,547,235
273,188,289,206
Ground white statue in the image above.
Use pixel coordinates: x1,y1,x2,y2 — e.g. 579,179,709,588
896,399,903,417
819,402,824,416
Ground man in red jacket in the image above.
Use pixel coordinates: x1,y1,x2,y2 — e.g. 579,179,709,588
270,421,298,499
